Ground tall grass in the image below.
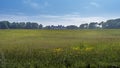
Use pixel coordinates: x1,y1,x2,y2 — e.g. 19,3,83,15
0,29,120,68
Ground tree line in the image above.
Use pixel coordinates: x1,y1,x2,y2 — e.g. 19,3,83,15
0,18,120,29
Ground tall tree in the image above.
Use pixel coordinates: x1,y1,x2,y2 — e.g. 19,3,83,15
0,21,10,29
18,22,26,29
10,22,19,29
31,23,39,29
39,24,43,29
102,19,120,29
79,23,88,29
26,22,32,29
89,22,98,29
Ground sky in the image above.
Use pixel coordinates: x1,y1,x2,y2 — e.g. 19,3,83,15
0,0,120,26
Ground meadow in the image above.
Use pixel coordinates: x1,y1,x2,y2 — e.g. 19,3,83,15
0,29,120,68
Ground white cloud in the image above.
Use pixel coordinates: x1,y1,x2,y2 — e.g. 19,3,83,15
84,1,100,9
23,0,39,9
90,2,100,7
0,14,111,26
23,0,49,9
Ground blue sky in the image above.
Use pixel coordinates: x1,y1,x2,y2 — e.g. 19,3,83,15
0,0,120,26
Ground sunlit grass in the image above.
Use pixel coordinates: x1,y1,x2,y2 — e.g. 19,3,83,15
0,29,120,68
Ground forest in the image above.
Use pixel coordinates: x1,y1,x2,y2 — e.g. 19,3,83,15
0,18,120,29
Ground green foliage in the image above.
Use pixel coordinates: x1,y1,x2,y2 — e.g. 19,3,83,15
0,29,120,68
89,22,98,29
0,21,10,29
1,18,120,29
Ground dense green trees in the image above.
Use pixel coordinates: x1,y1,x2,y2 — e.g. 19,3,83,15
44,25,65,29
0,22,41,29
0,21,10,29
26,22,39,29
0,18,120,29
39,24,43,29
89,22,98,29
102,18,120,29
79,23,88,29
66,25,78,29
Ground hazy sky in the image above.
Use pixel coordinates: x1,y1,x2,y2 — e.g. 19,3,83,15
0,0,120,26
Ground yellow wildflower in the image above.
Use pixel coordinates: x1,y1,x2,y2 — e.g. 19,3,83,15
53,48,63,52
72,47,80,51
85,47,93,51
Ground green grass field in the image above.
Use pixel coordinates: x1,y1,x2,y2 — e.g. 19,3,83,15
0,29,120,68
